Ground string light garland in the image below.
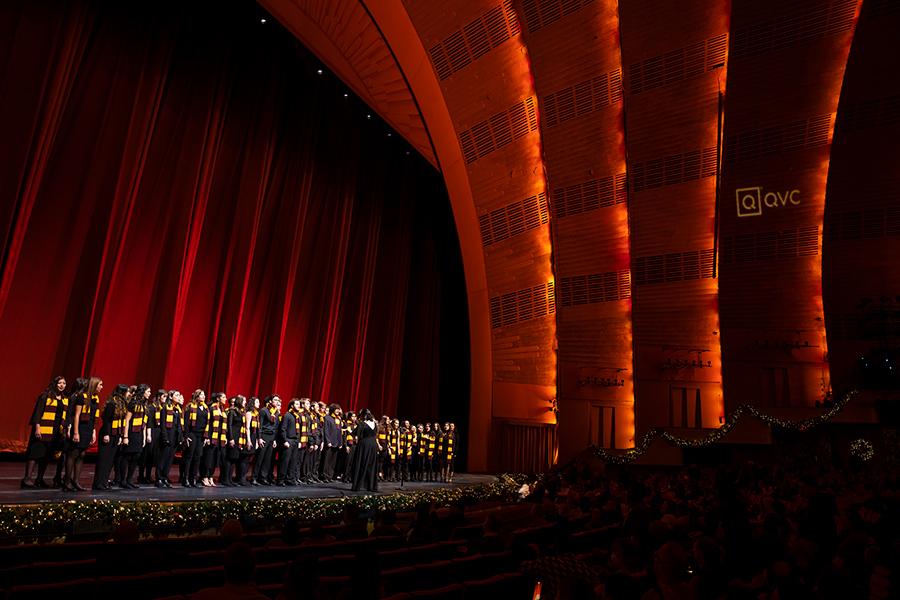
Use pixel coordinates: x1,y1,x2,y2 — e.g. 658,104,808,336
592,390,859,465
850,438,874,462
0,476,528,540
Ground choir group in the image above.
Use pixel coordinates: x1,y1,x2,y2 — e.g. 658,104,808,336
20,376,458,492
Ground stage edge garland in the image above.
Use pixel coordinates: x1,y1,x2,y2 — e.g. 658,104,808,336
0,476,529,540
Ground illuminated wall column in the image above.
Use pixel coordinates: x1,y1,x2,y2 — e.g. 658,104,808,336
823,1,900,393
618,2,728,437
401,0,556,471
719,0,862,415
515,0,634,459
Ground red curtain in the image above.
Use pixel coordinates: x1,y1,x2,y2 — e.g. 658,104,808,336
0,0,457,451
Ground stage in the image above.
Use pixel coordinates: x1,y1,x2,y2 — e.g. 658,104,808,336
0,462,496,505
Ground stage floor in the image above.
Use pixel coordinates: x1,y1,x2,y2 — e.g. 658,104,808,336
0,462,495,505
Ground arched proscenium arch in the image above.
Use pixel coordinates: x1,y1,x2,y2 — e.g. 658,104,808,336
366,0,557,472
360,0,496,471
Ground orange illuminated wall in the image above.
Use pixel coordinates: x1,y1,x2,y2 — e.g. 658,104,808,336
401,0,556,471
823,1,900,394
619,1,727,437
517,0,634,458
719,0,862,415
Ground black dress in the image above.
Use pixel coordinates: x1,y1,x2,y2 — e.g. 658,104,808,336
349,421,378,492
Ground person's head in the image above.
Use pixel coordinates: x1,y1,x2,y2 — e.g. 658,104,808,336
133,384,151,403
222,542,254,585
348,412,357,424
449,423,456,432
403,420,410,429
155,389,167,404
280,518,302,545
221,518,244,544
653,541,690,585
301,397,311,411
444,422,451,432
329,403,339,416
378,510,397,526
87,377,103,397
291,398,302,412
392,418,400,428
433,422,440,432
47,375,66,395
425,423,431,432
360,409,374,422
264,394,279,408
418,424,424,433
112,520,140,545
111,383,129,399
191,389,205,405
126,386,135,399
70,378,88,396
249,396,260,411
232,395,247,411
171,391,184,406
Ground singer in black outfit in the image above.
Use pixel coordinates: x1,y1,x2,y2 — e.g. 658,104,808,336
254,395,279,485
349,409,380,492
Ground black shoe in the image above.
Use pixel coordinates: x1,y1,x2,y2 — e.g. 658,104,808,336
126,481,139,489
34,479,49,488
250,480,261,486
182,481,192,488
20,479,35,489
163,480,172,488
276,481,286,487
73,482,87,491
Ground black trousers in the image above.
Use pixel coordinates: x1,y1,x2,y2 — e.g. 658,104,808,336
345,446,356,484
303,447,318,481
140,428,158,480
335,447,347,480
254,438,275,482
322,446,340,480
399,456,410,481
183,433,203,483
236,453,250,483
114,445,128,484
93,435,120,487
202,444,220,478
157,440,176,482
278,441,297,483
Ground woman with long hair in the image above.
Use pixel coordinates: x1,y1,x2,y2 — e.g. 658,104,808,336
93,384,128,490
65,376,102,491
121,384,150,488
441,423,456,483
182,389,208,487
349,409,380,492
202,392,228,486
224,395,247,486
155,390,183,488
21,375,67,488
139,389,166,484
243,396,261,485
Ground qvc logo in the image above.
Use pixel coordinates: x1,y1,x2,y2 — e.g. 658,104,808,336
735,187,800,218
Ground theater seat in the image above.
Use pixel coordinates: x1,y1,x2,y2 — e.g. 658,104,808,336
254,561,288,585
168,566,224,593
97,571,174,599
258,583,282,599
7,577,96,600
318,574,351,597
409,583,465,599
463,572,529,600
